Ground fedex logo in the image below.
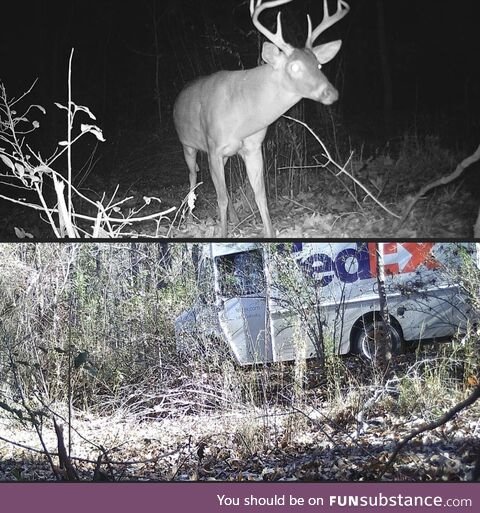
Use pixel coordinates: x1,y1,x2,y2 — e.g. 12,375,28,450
292,242,440,287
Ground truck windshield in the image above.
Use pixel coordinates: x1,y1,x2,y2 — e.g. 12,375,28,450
216,250,265,297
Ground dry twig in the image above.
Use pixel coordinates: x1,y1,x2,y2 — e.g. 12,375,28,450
398,143,480,230
380,384,480,478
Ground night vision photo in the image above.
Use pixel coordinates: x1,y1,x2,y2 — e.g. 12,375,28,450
1,0,479,238
0,242,479,481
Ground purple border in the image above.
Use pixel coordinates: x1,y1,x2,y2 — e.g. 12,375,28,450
1,482,478,513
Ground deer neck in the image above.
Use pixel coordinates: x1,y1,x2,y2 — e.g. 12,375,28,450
239,64,301,129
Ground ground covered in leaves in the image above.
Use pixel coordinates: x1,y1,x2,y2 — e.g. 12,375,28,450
0,129,478,239
1,355,479,482
97,130,479,239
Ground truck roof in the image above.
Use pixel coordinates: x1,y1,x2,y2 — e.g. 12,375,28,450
210,242,262,258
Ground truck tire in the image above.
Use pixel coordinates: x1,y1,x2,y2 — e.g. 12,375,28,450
354,319,404,361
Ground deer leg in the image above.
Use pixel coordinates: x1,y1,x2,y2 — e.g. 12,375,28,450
240,133,274,238
182,145,199,217
223,157,240,225
209,153,229,237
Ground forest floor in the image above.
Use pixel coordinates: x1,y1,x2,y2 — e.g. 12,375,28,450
94,129,479,239
0,128,478,239
1,353,479,482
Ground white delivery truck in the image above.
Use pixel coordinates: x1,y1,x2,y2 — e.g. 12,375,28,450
175,242,479,364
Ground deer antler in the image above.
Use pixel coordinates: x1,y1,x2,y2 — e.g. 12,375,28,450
250,0,294,56
305,0,350,49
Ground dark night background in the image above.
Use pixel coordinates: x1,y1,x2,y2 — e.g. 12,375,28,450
0,0,479,237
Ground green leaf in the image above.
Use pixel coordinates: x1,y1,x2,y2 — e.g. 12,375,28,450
74,351,89,368
75,104,96,120
0,153,15,172
11,467,22,481
80,124,106,142
54,102,68,111
32,104,46,115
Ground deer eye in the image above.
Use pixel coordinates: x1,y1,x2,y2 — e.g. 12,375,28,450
317,63,322,70
291,62,300,73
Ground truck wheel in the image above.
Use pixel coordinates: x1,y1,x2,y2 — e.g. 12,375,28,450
354,320,403,361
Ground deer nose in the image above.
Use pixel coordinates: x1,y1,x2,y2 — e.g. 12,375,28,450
318,85,339,105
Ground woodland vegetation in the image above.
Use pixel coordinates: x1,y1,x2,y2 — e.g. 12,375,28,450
0,242,479,481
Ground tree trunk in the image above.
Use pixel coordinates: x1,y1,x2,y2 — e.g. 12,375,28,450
375,242,392,370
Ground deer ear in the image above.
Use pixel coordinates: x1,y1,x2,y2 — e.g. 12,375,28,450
312,40,342,64
262,42,285,70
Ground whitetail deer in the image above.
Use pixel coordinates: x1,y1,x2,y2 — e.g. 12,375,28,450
173,0,349,237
